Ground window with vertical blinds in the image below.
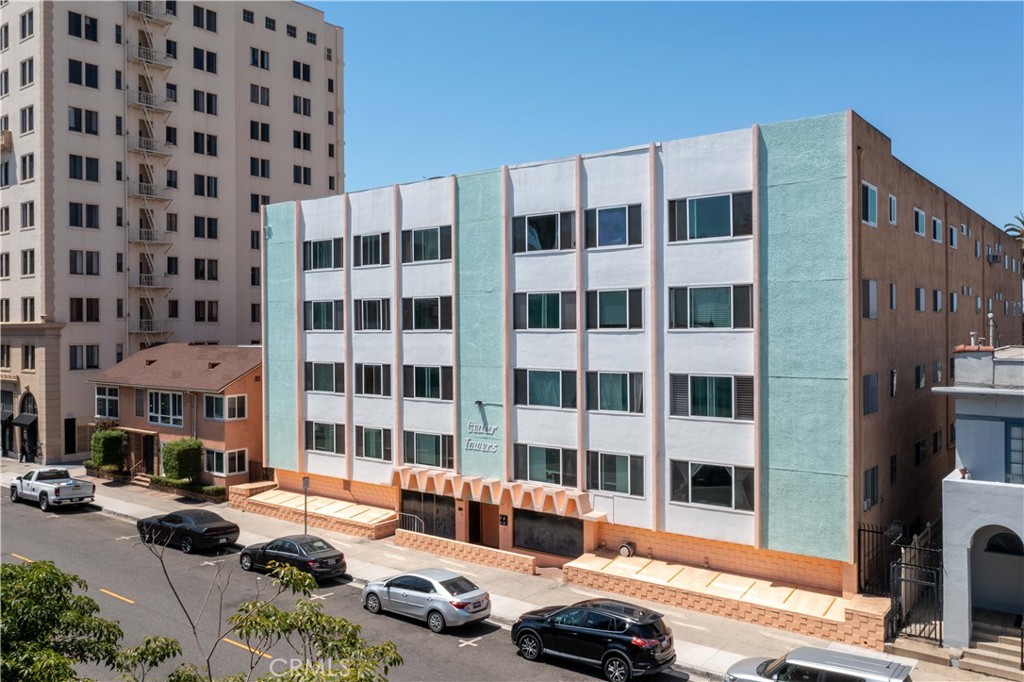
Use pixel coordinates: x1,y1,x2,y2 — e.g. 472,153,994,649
669,374,753,421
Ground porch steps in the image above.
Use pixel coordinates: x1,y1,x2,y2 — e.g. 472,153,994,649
130,473,151,488
960,621,1024,682
884,637,951,666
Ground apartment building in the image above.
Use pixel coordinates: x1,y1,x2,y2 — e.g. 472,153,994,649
227,111,1022,595
0,1,343,463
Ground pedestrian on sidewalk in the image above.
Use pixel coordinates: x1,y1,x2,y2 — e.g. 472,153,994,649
19,443,28,463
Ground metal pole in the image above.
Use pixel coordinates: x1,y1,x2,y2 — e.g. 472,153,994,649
302,476,310,535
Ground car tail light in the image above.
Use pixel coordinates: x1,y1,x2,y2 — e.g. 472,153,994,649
630,637,660,649
449,601,469,609
54,488,60,497
306,560,320,569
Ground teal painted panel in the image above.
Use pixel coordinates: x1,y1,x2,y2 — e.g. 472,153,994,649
456,171,506,479
759,113,851,561
264,202,298,472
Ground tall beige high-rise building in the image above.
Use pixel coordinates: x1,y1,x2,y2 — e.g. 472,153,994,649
0,0,343,463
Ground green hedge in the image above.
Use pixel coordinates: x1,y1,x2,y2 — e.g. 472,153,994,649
149,475,225,498
161,438,203,482
90,429,126,469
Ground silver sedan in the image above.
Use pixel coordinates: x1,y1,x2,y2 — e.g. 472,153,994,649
360,568,491,633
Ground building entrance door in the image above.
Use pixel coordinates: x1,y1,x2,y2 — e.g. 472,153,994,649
143,436,156,474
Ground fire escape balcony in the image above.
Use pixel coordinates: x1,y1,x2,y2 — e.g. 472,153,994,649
129,273,170,289
128,183,170,201
128,136,171,157
128,1,175,26
128,228,173,245
127,43,172,69
130,320,172,335
129,90,173,114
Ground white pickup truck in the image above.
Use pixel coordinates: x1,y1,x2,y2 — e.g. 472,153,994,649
10,468,96,511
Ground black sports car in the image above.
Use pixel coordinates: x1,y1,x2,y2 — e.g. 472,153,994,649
137,509,240,553
239,534,347,580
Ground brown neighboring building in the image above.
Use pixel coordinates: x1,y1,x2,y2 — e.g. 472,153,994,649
89,343,262,487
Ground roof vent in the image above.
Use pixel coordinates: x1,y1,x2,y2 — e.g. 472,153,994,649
208,362,220,370
145,359,157,366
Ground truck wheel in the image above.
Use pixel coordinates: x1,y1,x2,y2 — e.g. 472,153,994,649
39,494,51,512
9,486,19,503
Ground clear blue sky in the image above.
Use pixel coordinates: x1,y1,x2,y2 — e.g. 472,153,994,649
311,2,1023,227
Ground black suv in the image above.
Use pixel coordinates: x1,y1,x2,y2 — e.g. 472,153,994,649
511,598,676,682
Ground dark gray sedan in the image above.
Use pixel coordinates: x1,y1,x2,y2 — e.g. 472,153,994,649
360,568,491,633
137,509,239,553
239,534,347,580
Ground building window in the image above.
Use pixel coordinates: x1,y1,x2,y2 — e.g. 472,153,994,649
21,57,35,86
915,364,926,389
401,226,452,263
148,391,183,427
292,130,312,150
0,254,7,278
193,5,217,31
950,291,958,313
21,153,34,181
863,373,878,415
353,233,388,267
249,47,270,70
585,372,642,413
888,195,897,225
402,432,453,469
204,395,247,420
0,300,7,323
21,297,34,322
355,426,392,461
587,451,643,496
863,465,879,509
287,24,297,38
915,287,926,312
194,132,218,156
292,60,311,82
353,299,391,331
69,250,101,275
403,365,454,401
585,289,643,329
912,208,925,236
304,361,344,393
22,344,35,369
669,374,754,421
514,444,577,487
19,105,33,133
194,258,219,281
668,192,753,241
931,217,942,243
193,217,218,240
242,9,254,23
301,239,343,271
401,296,453,331
205,449,246,476
933,289,942,312
304,420,344,453
192,47,217,73
292,165,311,185
194,300,219,322
670,460,753,510
250,84,270,106
19,9,33,39
0,344,8,367
584,205,641,248
266,17,276,31
514,369,575,408
861,279,877,319
249,157,270,178
307,31,317,45
68,11,98,41
1007,424,1024,484
513,291,576,330
354,363,391,397
889,369,897,397
889,283,897,310
861,182,877,226
250,267,260,287
69,298,100,322
303,300,344,331
193,174,218,197
251,121,271,142
949,226,958,249
192,90,218,115
95,387,119,418
250,304,260,324
669,285,752,329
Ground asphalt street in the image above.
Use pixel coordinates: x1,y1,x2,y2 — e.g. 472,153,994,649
1,496,690,682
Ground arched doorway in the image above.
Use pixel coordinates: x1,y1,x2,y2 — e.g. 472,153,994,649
13,392,38,461
970,525,1024,616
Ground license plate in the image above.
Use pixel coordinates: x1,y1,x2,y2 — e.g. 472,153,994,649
326,559,338,566
218,538,228,543
472,601,481,608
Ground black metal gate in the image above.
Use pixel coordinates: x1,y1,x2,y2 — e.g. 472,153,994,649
858,523,898,595
887,542,943,643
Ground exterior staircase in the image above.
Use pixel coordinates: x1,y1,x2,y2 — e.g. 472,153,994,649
130,472,151,489
960,619,1024,682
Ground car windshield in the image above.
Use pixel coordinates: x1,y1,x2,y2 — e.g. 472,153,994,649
440,576,479,596
188,511,223,524
299,539,333,553
37,470,70,481
762,654,788,678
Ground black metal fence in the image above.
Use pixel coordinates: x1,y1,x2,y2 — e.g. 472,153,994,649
887,537,944,644
857,522,899,595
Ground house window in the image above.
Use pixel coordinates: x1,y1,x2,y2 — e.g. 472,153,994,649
888,195,897,225
669,374,754,421
889,283,897,310
670,461,754,511
354,298,391,331
586,451,644,496
95,387,119,418
148,391,183,427
353,233,389,267
863,465,879,509
304,421,343,454
404,365,454,401
354,363,391,397
355,426,392,461
205,449,247,476
949,226,958,249
401,226,452,263
913,209,926,236
514,444,577,487
303,361,344,393
301,238,343,271
861,280,877,319
861,182,877,226
668,192,753,241
950,292,958,313
1007,424,1023,484
863,373,878,415
302,300,344,331
203,395,246,420
513,292,576,330
585,289,643,329
915,287,926,312
514,369,576,408
402,431,454,469
585,371,643,413
931,217,943,243
669,285,752,329
401,296,453,331
933,289,942,312
584,204,641,248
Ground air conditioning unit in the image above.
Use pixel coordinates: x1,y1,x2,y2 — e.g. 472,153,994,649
618,541,636,558
863,499,871,512
0,129,12,152
987,253,1001,264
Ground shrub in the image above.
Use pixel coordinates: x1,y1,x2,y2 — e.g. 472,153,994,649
148,476,225,499
90,430,126,469
160,439,202,482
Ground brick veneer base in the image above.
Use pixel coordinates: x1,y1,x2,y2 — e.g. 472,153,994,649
228,483,397,540
563,565,887,650
395,529,537,575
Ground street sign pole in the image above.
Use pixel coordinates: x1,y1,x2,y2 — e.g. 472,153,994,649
302,476,310,535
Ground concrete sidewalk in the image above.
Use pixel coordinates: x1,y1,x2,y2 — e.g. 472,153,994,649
0,458,990,682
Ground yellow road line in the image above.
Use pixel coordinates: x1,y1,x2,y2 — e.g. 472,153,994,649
99,588,135,604
10,553,34,563
223,637,273,660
